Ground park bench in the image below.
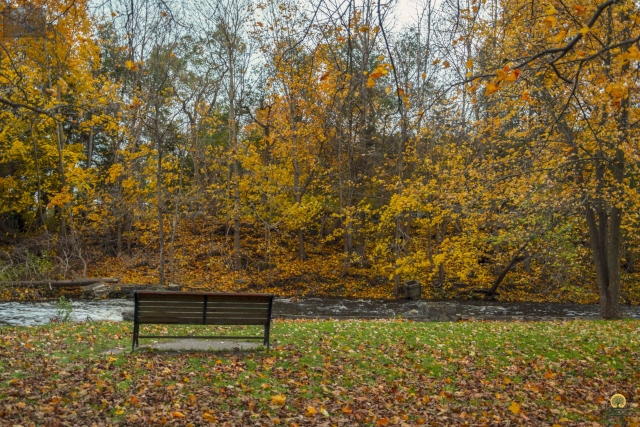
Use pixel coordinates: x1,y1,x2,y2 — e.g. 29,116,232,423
132,291,274,352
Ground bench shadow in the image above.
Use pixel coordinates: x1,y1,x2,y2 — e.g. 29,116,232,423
133,347,267,357
104,338,270,356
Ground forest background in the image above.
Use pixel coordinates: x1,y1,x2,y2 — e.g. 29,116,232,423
1,0,639,318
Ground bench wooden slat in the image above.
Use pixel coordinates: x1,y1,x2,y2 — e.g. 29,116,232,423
138,313,268,320
138,295,205,302
137,301,206,306
138,317,268,326
204,318,268,325
205,306,270,311
205,312,269,318
138,304,269,316
137,320,205,325
136,291,272,297
137,315,201,320
138,295,270,303
138,302,269,309
138,307,206,315
205,303,270,308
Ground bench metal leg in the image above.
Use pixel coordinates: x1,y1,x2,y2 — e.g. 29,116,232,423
132,292,139,352
131,323,138,352
264,323,270,351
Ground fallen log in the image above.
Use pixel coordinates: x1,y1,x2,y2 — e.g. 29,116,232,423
0,278,120,288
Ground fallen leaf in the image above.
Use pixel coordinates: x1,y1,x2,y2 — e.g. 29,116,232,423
508,401,521,414
271,394,286,405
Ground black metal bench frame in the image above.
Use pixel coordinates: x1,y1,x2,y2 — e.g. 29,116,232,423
132,291,274,352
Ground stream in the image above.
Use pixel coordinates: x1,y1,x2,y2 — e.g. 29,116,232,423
1,297,639,326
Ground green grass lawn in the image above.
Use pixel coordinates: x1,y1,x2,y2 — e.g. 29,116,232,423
0,319,638,426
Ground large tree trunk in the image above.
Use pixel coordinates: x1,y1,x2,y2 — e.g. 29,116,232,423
540,85,624,320
583,42,628,319
585,203,622,319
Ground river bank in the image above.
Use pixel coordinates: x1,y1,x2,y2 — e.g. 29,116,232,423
2,296,640,326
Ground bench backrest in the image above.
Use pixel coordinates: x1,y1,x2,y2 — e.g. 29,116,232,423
134,291,274,326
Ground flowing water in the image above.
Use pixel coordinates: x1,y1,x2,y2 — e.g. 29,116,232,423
1,297,639,326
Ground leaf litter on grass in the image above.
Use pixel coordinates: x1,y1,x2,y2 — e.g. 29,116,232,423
0,319,639,426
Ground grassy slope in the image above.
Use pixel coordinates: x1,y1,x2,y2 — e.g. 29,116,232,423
0,320,639,426
83,219,640,304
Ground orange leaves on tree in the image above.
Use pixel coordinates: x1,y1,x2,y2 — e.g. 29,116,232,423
552,30,567,43
485,82,500,95
485,66,520,95
605,82,628,106
618,45,640,62
543,16,557,28
495,66,508,81
370,65,389,79
125,60,136,70
505,69,520,82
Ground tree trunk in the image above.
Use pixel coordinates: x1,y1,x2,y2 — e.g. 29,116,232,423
342,217,352,277
392,116,407,297
585,203,622,319
169,154,184,284
228,45,242,271
86,126,94,169
55,121,67,238
293,163,307,261
483,240,529,298
157,137,165,287
30,124,45,228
